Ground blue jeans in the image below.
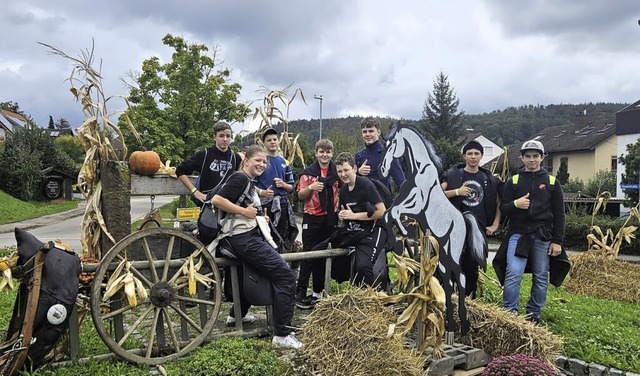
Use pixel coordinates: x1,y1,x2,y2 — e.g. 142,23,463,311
503,233,550,318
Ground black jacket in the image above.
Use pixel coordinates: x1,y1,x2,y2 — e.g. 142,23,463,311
176,146,241,193
493,232,571,288
500,168,565,245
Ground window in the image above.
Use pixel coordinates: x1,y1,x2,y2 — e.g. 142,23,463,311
545,157,554,173
611,156,618,172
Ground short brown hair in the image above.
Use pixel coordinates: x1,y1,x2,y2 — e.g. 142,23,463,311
335,152,355,167
360,117,380,130
213,121,232,135
315,139,334,151
243,144,266,160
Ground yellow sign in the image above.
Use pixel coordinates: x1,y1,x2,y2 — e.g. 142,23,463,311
176,208,200,221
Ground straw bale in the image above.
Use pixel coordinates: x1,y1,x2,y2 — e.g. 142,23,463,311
564,250,640,303
455,299,562,367
301,288,425,376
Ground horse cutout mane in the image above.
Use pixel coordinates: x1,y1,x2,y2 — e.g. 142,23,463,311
380,121,486,336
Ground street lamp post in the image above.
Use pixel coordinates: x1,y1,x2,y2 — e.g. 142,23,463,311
314,94,323,141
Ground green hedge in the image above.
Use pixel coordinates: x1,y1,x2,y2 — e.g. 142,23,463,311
563,212,639,255
496,212,639,255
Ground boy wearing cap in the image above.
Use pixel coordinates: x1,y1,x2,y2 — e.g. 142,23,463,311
493,139,566,324
355,117,405,190
440,140,501,297
256,128,298,249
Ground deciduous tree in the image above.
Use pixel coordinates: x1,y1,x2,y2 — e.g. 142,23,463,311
122,34,250,163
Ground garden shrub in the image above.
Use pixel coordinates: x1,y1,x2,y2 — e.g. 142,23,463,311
482,354,560,376
563,212,640,255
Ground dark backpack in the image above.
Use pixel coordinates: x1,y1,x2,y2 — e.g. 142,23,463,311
367,177,394,210
197,173,250,245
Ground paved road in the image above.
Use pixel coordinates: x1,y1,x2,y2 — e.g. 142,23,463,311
0,195,178,252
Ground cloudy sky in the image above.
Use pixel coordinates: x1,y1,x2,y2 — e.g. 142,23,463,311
1,0,639,134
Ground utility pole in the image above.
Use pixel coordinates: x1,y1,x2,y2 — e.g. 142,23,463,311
314,95,323,141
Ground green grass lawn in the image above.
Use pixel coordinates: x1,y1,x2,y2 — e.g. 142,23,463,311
0,190,78,225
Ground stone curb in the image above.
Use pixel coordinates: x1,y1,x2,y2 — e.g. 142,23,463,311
556,356,640,376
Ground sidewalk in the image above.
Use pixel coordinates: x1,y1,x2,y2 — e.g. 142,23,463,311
0,201,86,234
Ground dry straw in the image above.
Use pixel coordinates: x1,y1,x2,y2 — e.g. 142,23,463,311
301,288,425,376
564,249,640,303
456,299,563,367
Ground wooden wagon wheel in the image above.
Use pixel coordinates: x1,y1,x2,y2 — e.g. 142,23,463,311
90,228,222,365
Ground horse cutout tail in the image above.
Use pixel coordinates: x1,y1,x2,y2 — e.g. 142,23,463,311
463,211,488,270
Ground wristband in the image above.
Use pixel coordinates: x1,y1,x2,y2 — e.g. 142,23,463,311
190,187,197,194
308,186,313,192
455,189,459,196
257,188,262,196
514,201,518,208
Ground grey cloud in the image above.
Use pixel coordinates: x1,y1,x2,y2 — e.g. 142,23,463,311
482,0,640,51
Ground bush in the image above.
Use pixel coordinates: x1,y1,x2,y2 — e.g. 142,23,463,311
584,170,616,197
0,127,78,201
563,177,585,193
482,354,560,376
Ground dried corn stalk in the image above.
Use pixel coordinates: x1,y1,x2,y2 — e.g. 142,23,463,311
0,252,19,292
40,41,139,260
251,84,306,167
170,247,217,296
103,259,148,308
380,227,446,355
588,193,639,259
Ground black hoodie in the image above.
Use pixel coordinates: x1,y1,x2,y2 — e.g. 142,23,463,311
500,168,565,245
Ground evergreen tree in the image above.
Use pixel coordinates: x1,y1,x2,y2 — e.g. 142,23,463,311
55,117,71,129
48,115,55,129
557,157,570,184
419,71,465,170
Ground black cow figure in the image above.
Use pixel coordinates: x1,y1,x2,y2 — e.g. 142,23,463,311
0,228,80,375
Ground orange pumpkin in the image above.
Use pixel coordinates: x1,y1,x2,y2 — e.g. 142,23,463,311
129,150,161,175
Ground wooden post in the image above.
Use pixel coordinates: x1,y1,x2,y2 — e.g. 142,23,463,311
100,161,131,254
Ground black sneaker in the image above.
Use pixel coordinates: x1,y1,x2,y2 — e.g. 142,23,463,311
296,295,317,310
525,314,540,325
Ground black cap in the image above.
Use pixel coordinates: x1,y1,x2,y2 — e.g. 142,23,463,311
261,128,279,141
462,140,484,154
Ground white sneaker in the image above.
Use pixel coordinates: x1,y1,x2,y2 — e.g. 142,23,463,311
225,314,257,325
272,333,303,349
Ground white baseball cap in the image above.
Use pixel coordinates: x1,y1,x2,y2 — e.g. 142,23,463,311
521,140,545,154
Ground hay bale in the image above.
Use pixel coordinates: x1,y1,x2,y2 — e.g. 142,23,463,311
456,299,562,367
564,250,640,303
301,288,425,376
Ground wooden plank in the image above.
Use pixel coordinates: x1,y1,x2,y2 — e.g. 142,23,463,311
131,174,196,196
452,367,485,376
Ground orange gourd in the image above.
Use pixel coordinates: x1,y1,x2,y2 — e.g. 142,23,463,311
129,150,161,175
